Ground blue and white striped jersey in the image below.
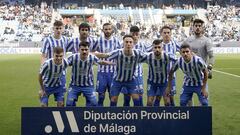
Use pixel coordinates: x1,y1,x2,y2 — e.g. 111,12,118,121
134,41,151,77
40,58,68,87
68,53,99,87
94,35,122,73
162,40,180,56
67,37,96,53
162,40,180,68
143,52,176,84
108,49,146,82
41,35,69,59
172,55,207,86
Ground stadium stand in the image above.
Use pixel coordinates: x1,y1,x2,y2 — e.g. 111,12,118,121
0,0,239,48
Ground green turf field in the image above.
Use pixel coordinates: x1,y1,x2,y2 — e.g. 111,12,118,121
0,54,239,135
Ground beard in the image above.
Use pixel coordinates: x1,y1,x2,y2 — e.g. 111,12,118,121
155,52,160,56
104,33,111,38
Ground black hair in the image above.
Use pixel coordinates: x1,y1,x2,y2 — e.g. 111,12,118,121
160,25,172,33
153,39,163,45
130,26,140,33
123,35,134,40
193,19,204,25
79,41,90,48
180,42,191,50
79,22,90,32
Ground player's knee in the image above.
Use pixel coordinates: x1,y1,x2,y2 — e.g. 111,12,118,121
66,98,76,106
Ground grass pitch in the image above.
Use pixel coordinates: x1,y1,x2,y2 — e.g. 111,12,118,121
0,54,239,135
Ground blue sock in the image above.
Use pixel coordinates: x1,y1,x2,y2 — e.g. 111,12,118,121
98,93,105,106
110,101,117,106
133,98,140,106
139,95,143,106
123,95,131,106
73,101,76,106
170,99,175,106
66,99,76,106
85,98,91,106
154,98,160,107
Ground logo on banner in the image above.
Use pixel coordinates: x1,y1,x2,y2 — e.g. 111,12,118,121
44,111,79,133
22,107,212,135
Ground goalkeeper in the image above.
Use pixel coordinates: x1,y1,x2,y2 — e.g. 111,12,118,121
183,19,214,105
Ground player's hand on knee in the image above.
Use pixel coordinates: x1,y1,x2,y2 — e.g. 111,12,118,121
207,65,213,79
39,90,46,98
201,89,208,98
207,69,213,79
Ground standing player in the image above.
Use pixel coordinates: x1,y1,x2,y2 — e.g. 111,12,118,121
142,39,176,106
41,20,69,64
66,42,113,107
39,47,68,107
67,22,96,106
94,35,146,106
154,25,180,106
94,23,122,106
184,19,214,78
41,20,70,91
123,26,150,106
166,43,209,106
67,22,96,53
183,19,214,105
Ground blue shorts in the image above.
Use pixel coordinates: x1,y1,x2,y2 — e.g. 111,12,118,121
147,82,167,96
96,72,113,93
61,74,66,90
40,85,65,104
180,85,208,106
121,76,144,94
66,85,97,106
111,79,138,96
169,78,176,96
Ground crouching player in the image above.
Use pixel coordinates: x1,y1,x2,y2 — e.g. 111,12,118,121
142,39,176,106
38,47,68,107
66,41,113,107
166,43,208,106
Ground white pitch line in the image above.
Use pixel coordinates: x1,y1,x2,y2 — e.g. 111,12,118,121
213,69,240,78
216,68,240,70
